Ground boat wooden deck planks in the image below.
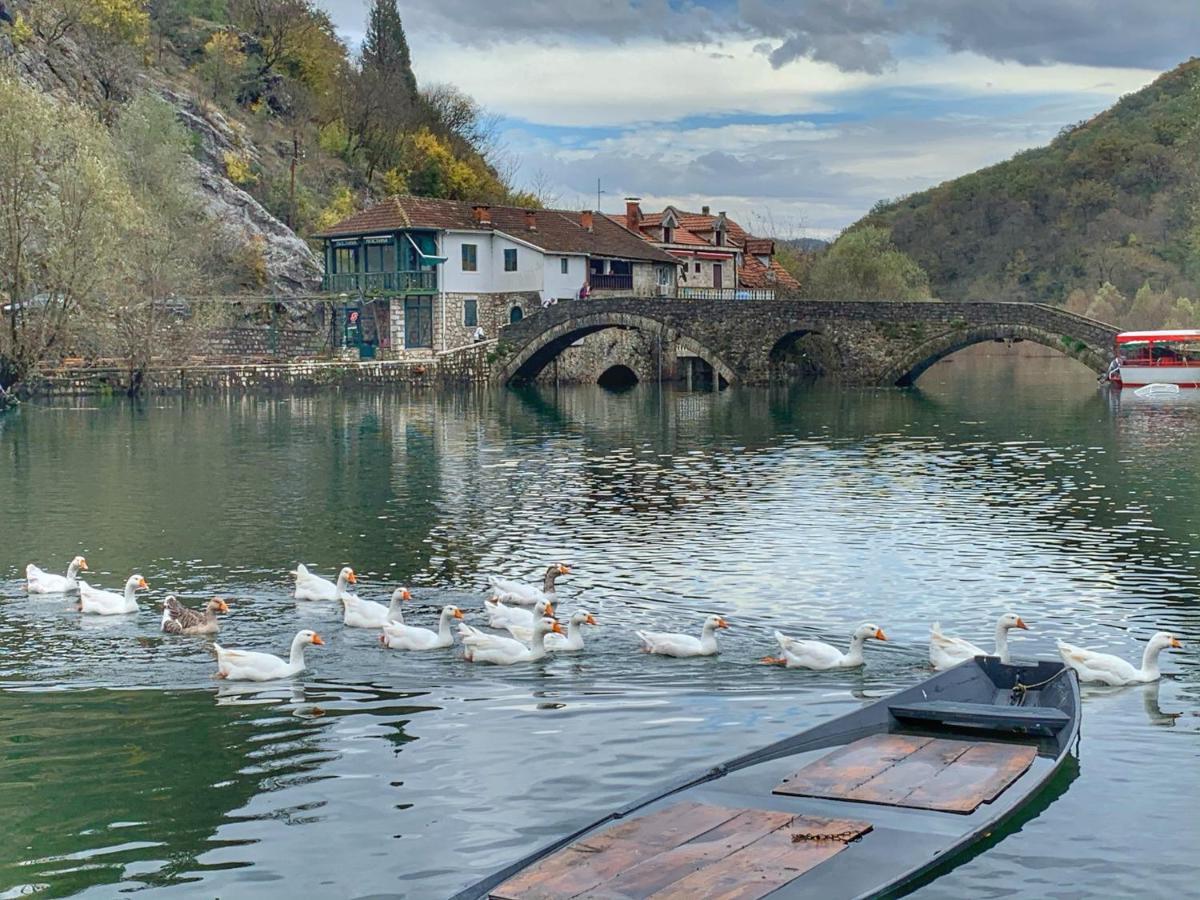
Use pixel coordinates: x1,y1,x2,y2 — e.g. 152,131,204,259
773,733,933,799
490,805,870,900
903,741,1037,813
774,733,1037,814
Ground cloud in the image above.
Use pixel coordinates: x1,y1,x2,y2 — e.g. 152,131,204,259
499,90,1120,239
318,0,1199,73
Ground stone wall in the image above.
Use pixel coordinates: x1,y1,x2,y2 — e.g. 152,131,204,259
532,329,670,384
24,343,495,398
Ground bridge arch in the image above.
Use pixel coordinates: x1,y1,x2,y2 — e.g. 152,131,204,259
497,311,737,387
880,323,1109,387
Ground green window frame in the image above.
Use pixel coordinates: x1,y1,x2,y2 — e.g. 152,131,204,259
463,298,478,327
461,243,477,272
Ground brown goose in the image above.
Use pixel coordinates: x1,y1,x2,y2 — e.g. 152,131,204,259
161,596,229,635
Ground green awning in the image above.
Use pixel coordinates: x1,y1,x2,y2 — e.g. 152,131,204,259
406,232,448,265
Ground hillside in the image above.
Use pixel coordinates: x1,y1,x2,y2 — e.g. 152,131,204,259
1,0,529,293
860,58,1200,325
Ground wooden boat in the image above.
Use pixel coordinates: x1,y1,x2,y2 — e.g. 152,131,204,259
452,657,1080,900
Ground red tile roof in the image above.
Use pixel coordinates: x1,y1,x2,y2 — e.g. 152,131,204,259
739,254,801,292
314,197,677,264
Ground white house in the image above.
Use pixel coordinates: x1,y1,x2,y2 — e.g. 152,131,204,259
315,197,679,357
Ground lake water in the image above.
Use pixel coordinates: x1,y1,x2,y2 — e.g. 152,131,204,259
1,346,1197,899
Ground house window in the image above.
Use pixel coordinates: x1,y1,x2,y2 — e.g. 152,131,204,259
463,298,478,327
694,262,701,273
610,260,632,275
509,306,524,323
560,257,569,275
663,227,673,243
461,243,477,272
504,248,518,271
658,266,670,285
334,246,358,273
714,229,724,246
364,241,395,273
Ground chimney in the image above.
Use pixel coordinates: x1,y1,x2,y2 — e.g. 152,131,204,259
701,205,710,215
580,209,594,232
524,209,537,231
624,197,642,231
471,204,491,226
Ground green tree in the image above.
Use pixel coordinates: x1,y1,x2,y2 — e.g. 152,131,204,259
361,0,416,95
805,227,931,300
109,94,219,393
0,76,131,388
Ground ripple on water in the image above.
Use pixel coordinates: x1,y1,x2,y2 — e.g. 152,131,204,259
1,369,1198,897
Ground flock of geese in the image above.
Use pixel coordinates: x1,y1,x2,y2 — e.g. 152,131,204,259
23,557,1184,686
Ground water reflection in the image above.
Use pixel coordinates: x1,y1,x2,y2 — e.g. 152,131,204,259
1,348,1198,898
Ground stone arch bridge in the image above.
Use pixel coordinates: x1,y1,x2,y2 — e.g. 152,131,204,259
493,298,1117,387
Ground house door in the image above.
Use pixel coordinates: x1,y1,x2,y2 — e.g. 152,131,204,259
404,296,433,348
712,263,722,288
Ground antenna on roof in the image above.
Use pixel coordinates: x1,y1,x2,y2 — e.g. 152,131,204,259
596,178,607,213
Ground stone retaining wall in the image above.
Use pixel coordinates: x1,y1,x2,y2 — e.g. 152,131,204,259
25,343,495,398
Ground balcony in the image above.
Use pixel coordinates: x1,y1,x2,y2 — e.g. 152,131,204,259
322,270,437,295
590,273,633,291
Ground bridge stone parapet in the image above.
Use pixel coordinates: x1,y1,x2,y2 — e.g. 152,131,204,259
494,298,1118,387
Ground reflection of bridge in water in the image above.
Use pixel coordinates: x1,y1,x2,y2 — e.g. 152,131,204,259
494,298,1118,388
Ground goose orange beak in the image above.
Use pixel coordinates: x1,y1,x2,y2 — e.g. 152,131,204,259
138,577,148,589
347,571,357,584
761,656,785,666
453,608,464,620
1170,637,1182,648
402,588,412,600
551,621,565,635
875,628,887,641
216,599,230,613
586,614,598,625
79,559,89,570
717,618,729,629
1016,618,1028,630
311,633,325,646
559,564,570,574
545,602,555,617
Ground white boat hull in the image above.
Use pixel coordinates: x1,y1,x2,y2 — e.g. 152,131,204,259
1115,365,1200,388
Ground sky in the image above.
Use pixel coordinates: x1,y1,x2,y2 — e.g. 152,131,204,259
314,1,1192,239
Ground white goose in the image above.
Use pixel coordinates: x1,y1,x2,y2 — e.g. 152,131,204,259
636,614,728,658
291,564,356,602
930,614,1028,670
459,616,564,665
380,605,464,651
486,563,570,607
1058,632,1182,685
26,556,88,594
78,574,148,615
765,623,888,670
342,587,410,628
485,597,555,630
505,610,598,652
215,629,324,681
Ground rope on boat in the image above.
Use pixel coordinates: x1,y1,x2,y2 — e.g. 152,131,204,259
1009,666,1069,706
791,829,864,844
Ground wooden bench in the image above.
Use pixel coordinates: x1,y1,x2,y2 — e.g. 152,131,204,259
889,700,1071,736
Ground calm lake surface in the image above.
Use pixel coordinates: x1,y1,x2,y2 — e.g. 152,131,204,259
1,346,1197,899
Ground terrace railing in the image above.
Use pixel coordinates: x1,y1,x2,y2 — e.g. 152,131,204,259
680,287,776,301
590,273,634,291
322,271,437,294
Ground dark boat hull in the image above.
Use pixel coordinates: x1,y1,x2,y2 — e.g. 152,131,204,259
452,657,1081,900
